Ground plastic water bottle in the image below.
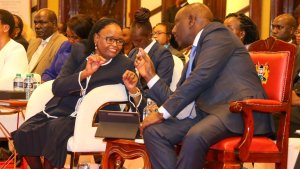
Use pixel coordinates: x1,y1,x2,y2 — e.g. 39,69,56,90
77,163,90,169
13,73,23,91
31,73,39,90
24,74,33,100
143,98,156,120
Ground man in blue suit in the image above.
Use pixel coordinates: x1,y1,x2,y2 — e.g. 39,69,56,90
134,3,274,169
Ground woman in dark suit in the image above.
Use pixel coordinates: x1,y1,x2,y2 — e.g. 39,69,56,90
128,7,174,89
12,18,141,169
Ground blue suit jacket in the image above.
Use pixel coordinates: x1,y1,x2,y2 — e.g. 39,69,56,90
128,41,174,90
148,22,273,134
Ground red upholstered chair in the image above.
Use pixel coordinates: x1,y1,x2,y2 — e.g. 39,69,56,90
204,37,296,169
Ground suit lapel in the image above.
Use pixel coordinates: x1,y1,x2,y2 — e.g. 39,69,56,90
27,39,42,62
36,32,59,65
178,65,188,85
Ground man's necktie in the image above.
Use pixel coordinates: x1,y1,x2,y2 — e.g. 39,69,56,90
186,45,197,78
176,45,197,120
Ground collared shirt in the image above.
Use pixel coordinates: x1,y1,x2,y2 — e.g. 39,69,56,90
29,35,53,72
147,29,204,119
144,39,156,53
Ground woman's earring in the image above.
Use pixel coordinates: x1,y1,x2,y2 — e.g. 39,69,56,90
95,43,97,50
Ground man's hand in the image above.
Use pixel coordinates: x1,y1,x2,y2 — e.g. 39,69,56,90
134,48,157,82
140,111,164,136
122,70,139,93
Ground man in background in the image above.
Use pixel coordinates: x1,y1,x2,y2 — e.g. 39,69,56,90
272,14,300,138
27,8,67,75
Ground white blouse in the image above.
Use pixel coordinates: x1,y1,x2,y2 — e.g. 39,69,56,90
0,39,28,78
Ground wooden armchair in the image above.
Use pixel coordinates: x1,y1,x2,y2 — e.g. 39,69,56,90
205,37,296,169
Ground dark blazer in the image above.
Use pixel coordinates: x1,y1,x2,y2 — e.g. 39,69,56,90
128,41,174,89
148,22,273,134
44,43,136,116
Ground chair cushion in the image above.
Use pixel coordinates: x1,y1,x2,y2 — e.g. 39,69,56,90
250,51,290,102
210,137,279,152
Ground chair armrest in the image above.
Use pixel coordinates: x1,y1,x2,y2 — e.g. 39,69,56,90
69,84,128,151
229,99,289,161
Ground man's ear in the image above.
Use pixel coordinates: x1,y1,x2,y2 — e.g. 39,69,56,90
240,30,246,40
188,14,196,28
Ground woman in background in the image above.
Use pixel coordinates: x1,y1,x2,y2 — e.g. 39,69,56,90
152,22,185,63
0,9,28,88
42,14,93,82
224,13,259,48
128,7,174,89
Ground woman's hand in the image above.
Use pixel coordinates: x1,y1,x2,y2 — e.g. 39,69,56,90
81,54,106,80
122,70,139,93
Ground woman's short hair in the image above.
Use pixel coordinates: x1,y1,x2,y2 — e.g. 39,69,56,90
13,14,24,37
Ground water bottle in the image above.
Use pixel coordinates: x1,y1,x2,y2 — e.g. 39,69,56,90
24,74,33,100
143,98,156,120
13,73,23,91
77,163,90,169
31,73,39,90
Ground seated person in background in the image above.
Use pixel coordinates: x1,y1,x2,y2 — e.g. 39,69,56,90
129,7,174,90
12,18,142,169
224,13,259,48
27,8,67,75
133,3,273,169
271,14,300,137
122,27,134,56
0,9,28,159
57,22,67,36
42,14,94,82
11,14,29,50
0,9,28,85
272,13,297,44
153,22,185,63
295,23,300,45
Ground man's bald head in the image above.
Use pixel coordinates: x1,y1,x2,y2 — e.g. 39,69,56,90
172,3,213,48
275,14,297,28
272,13,296,42
34,8,58,40
36,8,57,25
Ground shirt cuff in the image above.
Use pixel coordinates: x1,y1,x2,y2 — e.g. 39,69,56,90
158,106,171,119
147,75,160,89
128,93,143,108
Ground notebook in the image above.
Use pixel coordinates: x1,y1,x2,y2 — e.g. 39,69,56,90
95,110,140,139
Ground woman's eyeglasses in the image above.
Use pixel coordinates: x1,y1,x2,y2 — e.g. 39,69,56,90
99,34,125,46
152,32,168,36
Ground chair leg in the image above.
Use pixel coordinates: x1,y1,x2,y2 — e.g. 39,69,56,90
275,163,287,169
115,155,125,169
205,161,242,169
70,152,79,169
20,158,28,169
